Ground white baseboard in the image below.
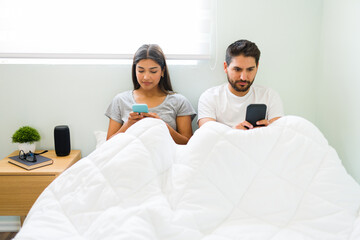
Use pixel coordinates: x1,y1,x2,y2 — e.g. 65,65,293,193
0,219,20,232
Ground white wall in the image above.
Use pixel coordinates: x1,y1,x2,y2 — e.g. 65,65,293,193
317,0,360,183
3,0,360,230
0,0,323,158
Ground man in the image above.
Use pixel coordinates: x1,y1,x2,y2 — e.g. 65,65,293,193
198,39,284,130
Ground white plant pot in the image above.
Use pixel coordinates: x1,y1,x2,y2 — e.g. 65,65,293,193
18,142,36,153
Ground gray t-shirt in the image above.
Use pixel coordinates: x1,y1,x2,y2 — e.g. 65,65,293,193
105,90,196,130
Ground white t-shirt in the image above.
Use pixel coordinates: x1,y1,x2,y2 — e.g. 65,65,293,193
197,83,284,128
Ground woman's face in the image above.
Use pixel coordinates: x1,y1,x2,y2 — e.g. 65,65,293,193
136,59,164,91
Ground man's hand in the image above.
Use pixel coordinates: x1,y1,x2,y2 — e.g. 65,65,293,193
233,119,270,130
233,120,253,130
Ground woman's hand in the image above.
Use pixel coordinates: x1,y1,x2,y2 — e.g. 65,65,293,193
122,111,146,130
142,112,161,119
106,112,145,140
127,111,146,125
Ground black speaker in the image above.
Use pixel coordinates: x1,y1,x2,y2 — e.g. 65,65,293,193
54,125,71,156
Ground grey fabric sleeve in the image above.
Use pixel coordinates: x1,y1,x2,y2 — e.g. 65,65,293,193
105,91,133,124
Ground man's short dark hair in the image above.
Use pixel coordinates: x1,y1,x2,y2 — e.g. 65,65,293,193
225,39,261,66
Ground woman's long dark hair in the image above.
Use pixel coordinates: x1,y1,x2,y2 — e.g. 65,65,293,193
132,44,173,94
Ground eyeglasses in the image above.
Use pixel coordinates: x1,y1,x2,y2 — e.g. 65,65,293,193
19,150,37,162
18,150,48,163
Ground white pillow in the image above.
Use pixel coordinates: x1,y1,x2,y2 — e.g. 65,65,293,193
94,131,107,149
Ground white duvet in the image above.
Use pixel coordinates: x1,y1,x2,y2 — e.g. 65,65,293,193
15,116,360,240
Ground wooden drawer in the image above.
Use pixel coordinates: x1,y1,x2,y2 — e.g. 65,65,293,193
0,175,56,216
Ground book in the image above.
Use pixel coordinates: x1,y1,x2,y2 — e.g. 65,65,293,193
8,154,53,170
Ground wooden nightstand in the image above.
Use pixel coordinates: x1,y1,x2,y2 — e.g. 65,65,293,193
0,150,81,224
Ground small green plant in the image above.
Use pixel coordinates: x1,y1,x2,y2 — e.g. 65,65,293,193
12,126,41,143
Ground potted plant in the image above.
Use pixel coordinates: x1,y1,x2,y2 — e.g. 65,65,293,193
12,126,41,153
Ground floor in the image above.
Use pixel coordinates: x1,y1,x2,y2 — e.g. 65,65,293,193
0,232,17,240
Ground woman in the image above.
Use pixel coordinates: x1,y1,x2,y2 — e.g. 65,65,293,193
105,44,196,144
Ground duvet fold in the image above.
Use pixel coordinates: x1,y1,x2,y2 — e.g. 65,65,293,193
15,116,360,240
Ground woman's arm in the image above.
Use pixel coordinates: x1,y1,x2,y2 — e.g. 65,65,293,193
108,112,193,144
170,115,193,144
106,113,144,140
144,113,193,144
106,119,122,140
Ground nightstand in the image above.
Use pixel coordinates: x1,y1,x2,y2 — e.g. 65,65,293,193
0,150,81,224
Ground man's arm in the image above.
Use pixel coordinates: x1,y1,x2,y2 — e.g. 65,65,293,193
197,89,217,128
198,117,216,127
269,116,281,123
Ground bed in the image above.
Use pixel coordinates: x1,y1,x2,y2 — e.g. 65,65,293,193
14,116,360,239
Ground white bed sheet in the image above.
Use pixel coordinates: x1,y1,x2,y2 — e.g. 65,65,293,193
15,116,360,239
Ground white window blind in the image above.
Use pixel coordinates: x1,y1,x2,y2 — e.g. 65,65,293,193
0,0,214,60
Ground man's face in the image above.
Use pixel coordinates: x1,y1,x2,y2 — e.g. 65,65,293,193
224,55,258,96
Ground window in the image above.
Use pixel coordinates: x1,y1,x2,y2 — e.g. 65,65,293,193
0,0,214,60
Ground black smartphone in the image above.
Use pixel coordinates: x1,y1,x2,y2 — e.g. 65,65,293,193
245,104,267,127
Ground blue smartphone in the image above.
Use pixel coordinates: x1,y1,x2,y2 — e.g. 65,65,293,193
132,104,149,113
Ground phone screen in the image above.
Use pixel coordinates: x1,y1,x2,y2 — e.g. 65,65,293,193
245,104,267,127
132,104,149,113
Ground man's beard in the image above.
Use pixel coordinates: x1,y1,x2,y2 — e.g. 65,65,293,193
227,74,254,93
